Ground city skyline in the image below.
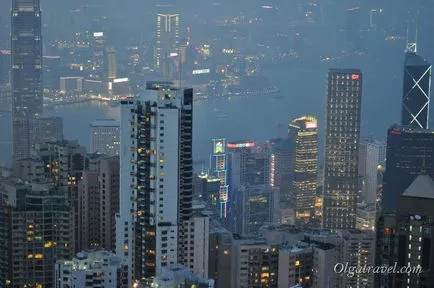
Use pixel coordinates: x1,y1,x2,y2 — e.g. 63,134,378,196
1,1,434,287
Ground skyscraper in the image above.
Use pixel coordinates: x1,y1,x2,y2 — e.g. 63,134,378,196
155,13,180,79
358,139,386,204
11,0,43,161
323,69,362,230
0,179,73,287
288,116,318,225
401,50,432,129
209,139,229,219
376,174,433,287
116,82,193,284
382,125,434,214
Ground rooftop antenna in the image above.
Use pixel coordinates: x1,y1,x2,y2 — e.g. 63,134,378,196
405,11,419,53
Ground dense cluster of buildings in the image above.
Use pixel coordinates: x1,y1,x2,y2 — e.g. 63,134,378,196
1,0,434,288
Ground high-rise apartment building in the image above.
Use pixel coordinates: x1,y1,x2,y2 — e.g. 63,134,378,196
11,0,43,161
208,221,233,288
0,179,73,288
32,140,89,254
78,156,119,251
335,230,375,288
55,250,128,288
231,240,279,288
323,69,362,230
288,116,318,224
376,174,434,287
116,82,194,285
155,13,180,79
382,125,434,214
90,119,120,156
401,50,432,129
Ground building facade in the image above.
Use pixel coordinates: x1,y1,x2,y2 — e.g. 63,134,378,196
401,50,432,129
155,13,180,79
376,174,434,287
382,125,434,214
116,82,194,284
78,156,119,251
239,185,279,237
288,116,318,225
11,0,43,161
55,250,128,288
323,69,362,230
0,180,73,288
90,119,120,156
359,139,386,204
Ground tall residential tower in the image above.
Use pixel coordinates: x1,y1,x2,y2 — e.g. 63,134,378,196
116,82,193,284
323,69,362,230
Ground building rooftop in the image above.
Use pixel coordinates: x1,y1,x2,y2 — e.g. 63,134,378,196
389,124,434,134
405,52,431,67
401,174,434,200
328,68,362,74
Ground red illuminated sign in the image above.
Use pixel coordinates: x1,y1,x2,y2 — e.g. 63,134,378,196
390,129,401,135
351,74,360,80
227,142,255,149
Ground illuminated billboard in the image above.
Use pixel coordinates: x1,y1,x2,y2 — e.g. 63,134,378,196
93,32,104,37
227,142,255,149
192,69,211,75
352,74,360,80
213,139,225,154
113,78,129,83
305,120,318,129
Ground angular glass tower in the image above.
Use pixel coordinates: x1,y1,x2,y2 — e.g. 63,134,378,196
11,0,43,160
401,51,432,129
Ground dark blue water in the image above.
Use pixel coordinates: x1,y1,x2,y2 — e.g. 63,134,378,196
0,50,408,168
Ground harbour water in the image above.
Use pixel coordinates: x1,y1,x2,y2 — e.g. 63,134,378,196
0,56,405,167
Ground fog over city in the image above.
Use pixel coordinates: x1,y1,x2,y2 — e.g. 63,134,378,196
0,0,434,287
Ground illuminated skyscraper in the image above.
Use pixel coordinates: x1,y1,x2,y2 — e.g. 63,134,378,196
401,49,432,129
209,139,229,219
323,69,362,230
116,82,194,284
11,0,43,161
288,116,318,224
155,13,180,79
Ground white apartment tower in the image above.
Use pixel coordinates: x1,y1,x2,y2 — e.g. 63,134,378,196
116,82,194,285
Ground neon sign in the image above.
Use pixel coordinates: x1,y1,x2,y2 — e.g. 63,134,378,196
227,142,255,148
214,141,224,154
351,74,360,80
305,121,318,129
